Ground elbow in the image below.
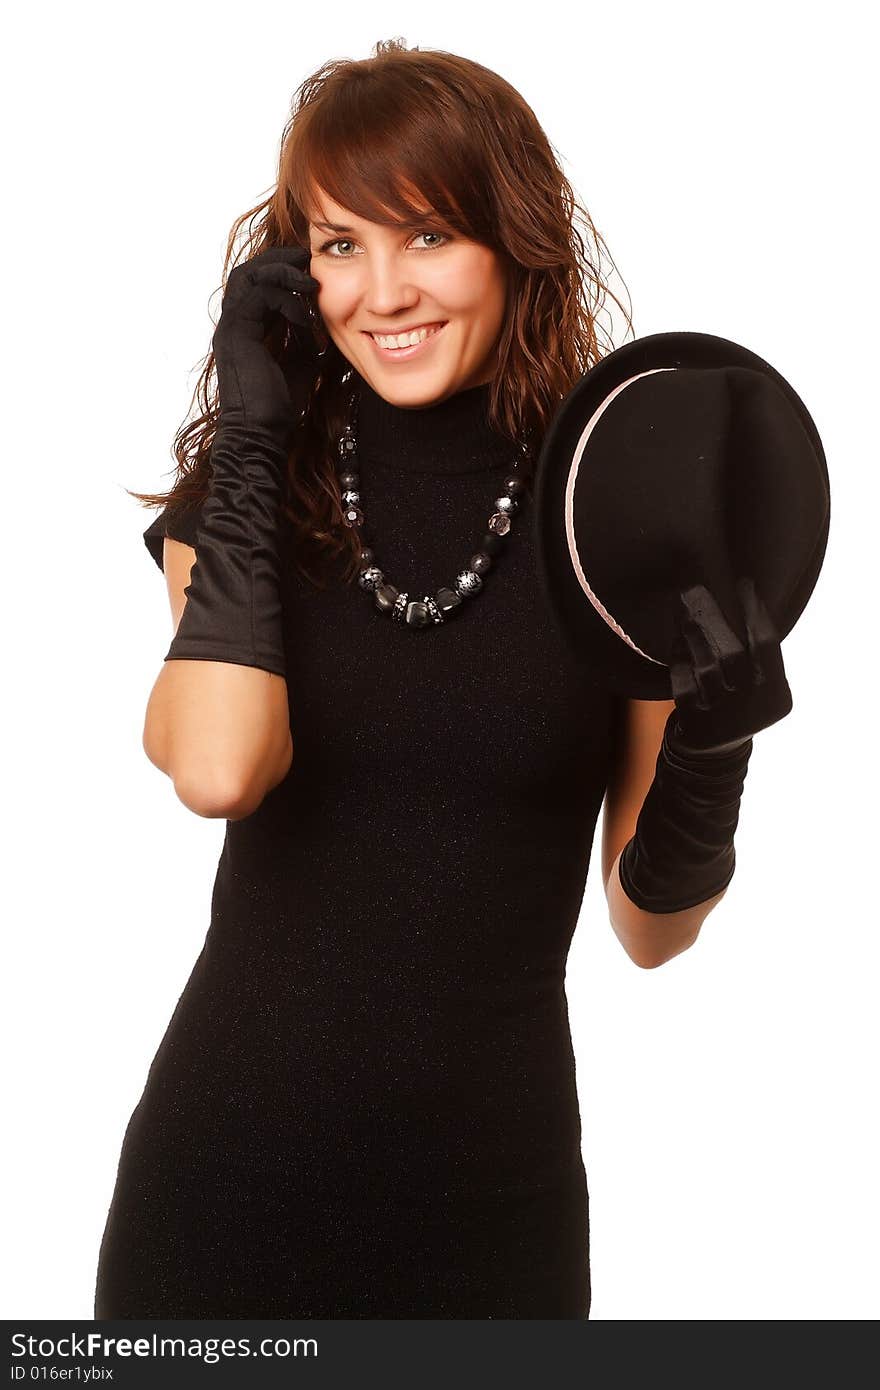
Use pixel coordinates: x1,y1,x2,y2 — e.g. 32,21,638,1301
142,678,293,819
611,900,719,969
624,928,702,970
624,939,665,970
141,722,254,819
171,770,266,821
606,848,725,969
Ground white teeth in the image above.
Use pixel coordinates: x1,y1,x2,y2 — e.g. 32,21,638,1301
371,324,442,350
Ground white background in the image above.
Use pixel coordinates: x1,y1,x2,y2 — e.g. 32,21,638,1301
3,0,876,1321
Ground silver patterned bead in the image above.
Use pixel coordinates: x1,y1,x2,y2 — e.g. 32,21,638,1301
358,565,384,591
424,595,444,624
343,505,364,527
488,512,511,535
341,489,361,507
495,495,517,514
455,570,483,597
391,592,409,621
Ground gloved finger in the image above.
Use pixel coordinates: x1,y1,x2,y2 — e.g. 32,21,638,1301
253,244,311,261
241,245,316,276
245,261,320,294
670,618,714,710
675,584,751,707
737,575,791,698
258,280,315,333
216,262,321,350
736,576,773,685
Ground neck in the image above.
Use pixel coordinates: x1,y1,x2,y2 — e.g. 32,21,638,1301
352,373,518,476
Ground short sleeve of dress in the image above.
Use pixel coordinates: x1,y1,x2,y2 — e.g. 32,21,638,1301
143,499,205,573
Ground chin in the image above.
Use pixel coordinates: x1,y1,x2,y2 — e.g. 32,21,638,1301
353,357,448,394
374,377,460,407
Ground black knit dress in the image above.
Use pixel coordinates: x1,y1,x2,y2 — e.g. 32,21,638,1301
94,376,620,1319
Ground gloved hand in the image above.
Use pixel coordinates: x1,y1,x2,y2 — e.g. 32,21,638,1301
666,577,793,755
211,244,322,442
164,246,321,676
618,576,790,914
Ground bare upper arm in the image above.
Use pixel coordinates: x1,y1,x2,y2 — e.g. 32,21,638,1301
600,695,676,893
161,536,197,633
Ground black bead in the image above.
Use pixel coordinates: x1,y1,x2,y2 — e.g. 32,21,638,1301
436,587,463,616
481,532,504,557
374,583,399,613
469,552,492,575
504,475,526,497
360,547,374,566
405,600,431,628
340,471,359,490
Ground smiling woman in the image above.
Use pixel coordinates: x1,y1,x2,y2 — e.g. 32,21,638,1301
104,37,637,1322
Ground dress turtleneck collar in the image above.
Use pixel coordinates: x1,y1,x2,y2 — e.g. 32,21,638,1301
352,374,518,476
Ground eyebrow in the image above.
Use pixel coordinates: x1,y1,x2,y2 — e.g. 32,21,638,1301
310,214,441,235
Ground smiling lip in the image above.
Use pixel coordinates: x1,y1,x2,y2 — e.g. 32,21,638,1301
364,322,448,361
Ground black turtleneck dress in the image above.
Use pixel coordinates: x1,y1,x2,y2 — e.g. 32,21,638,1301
94,377,620,1320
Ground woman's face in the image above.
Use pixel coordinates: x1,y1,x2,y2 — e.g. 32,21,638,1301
306,189,508,407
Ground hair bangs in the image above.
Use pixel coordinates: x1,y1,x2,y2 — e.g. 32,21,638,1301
286,88,492,245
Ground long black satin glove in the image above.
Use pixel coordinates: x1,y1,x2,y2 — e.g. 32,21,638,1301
618,577,791,913
165,246,321,676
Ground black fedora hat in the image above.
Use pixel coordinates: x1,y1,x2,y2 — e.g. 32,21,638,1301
533,330,831,701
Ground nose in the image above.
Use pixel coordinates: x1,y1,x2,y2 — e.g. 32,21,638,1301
359,249,422,319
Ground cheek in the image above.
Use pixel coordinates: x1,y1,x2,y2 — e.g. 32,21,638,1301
431,260,476,305
454,278,506,337
315,283,345,325
434,253,505,318
316,277,369,327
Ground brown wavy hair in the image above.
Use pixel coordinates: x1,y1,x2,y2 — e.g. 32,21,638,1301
130,38,633,589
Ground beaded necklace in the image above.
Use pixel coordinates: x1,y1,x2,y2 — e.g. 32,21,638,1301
335,376,536,629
